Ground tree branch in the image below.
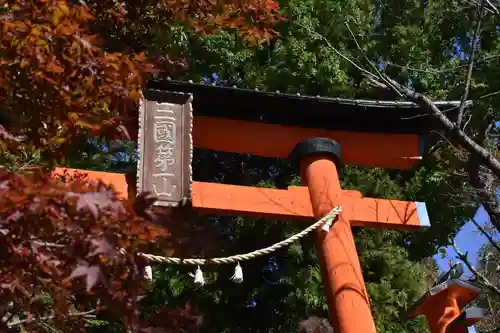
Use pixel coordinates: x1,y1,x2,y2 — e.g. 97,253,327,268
339,20,500,181
457,0,485,127
484,326,500,333
385,53,500,74
6,310,96,329
468,157,500,233
294,21,381,84
306,15,500,190
452,243,500,297
392,83,500,180
344,21,403,97
471,217,500,253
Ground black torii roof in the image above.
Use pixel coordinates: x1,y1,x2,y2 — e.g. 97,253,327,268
146,79,467,134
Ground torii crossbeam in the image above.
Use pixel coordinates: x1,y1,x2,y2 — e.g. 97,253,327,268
60,80,465,333
53,162,428,333
52,168,429,230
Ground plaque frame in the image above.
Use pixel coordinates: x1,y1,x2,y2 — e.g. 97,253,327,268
137,89,193,207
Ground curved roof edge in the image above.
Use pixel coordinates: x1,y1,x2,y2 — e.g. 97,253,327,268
147,78,471,108
145,79,472,134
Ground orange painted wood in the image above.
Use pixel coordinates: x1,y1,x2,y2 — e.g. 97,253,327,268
51,168,130,199
192,182,428,230
95,116,422,170
425,291,474,333
193,116,421,170
300,156,376,333
425,294,461,333
408,280,480,333
51,168,430,229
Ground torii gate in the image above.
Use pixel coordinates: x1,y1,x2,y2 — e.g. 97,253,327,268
53,80,465,333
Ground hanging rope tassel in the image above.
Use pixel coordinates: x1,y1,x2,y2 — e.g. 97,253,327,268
231,263,243,283
143,265,153,281
188,266,205,286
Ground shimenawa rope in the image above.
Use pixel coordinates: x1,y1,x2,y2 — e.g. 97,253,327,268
136,206,342,286
138,206,342,265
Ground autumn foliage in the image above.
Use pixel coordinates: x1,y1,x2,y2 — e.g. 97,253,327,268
0,168,166,331
0,0,282,164
0,0,281,331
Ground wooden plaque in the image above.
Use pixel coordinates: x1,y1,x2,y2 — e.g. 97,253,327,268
137,90,193,207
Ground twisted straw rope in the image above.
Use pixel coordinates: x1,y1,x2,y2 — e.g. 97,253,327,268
137,206,342,265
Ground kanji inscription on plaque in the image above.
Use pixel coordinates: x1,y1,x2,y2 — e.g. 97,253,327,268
137,91,193,207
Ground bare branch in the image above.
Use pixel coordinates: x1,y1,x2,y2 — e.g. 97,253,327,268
485,119,496,138
293,21,380,83
463,113,474,131
484,326,500,333
459,0,500,14
387,81,500,180
452,243,500,297
307,15,500,183
484,0,500,13
30,240,66,248
471,217,500,253
385,53,500,74
468,157,500,234
457,0,485,127
344,21,403,97
7,310,96,329
479,90,500,100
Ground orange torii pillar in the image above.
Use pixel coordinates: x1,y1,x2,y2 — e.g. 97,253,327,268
290,138,376,333
406,279,484,333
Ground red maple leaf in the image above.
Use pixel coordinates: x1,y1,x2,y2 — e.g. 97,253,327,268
65,262,103,293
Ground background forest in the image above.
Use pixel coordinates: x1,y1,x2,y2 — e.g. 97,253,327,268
2,0,500,332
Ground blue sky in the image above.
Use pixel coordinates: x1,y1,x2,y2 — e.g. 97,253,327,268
428,41,496,274
434,206,499,274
